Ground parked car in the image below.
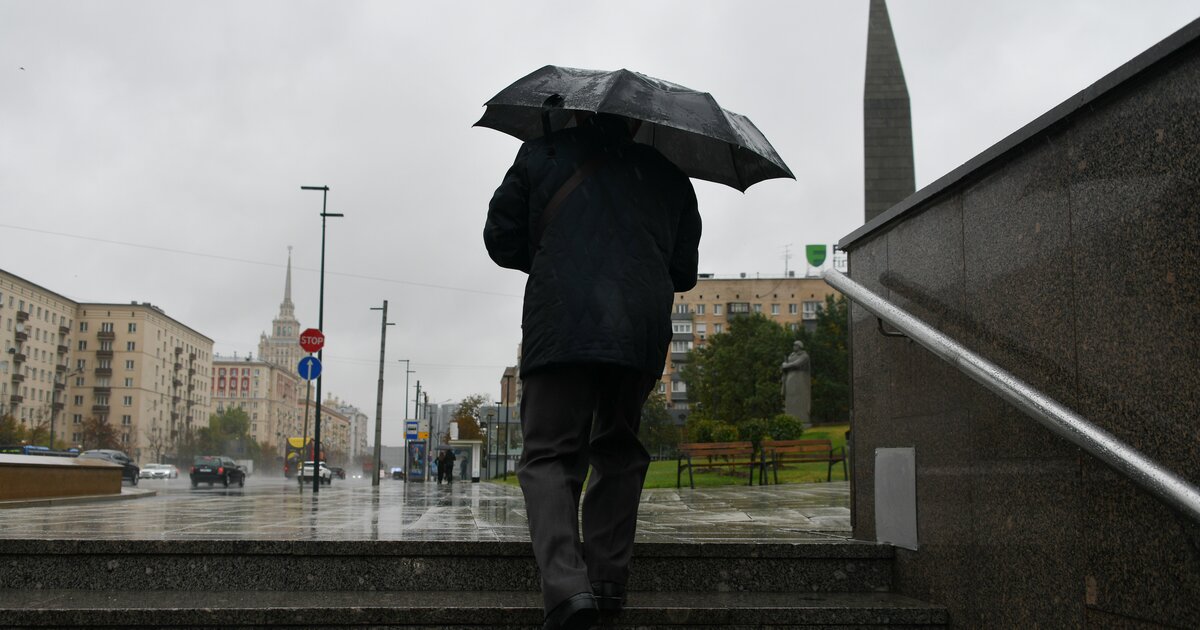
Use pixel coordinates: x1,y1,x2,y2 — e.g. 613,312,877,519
190,455,246,488
139,463,178,480
329,466,346,480
299,461,333,485
78,449,139,485
390,466,404,480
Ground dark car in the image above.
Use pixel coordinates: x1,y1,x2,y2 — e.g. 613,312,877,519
329,466,346,480
78,449,139,485
190,455,246,488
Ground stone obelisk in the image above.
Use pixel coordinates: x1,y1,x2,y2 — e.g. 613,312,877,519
864,0,916,223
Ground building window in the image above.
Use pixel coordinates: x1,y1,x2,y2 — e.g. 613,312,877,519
121,415,132,425
75,377,85,387
128,323,137,333
789,303,799,314
670,340,693,353
73,414,82,424
802,301,821,320
73,395,84,405
76,359,86,370
727,302,750,315
126,342,136,351
77,340,87,351
125,360,135,370
122,396,132,406
771,304,780,315
675,303,689,314
72,432,80,441
671,321,693,334
124,378,133,387
753,304,762,314
695,304,705,315
100,322,113,333
79,322,88,332
714,323,723,334
671,380,687,393
657,382,666,394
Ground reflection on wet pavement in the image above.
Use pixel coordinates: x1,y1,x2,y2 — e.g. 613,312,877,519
0,477,849,542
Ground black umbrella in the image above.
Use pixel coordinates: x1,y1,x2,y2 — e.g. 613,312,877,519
475,65,795,192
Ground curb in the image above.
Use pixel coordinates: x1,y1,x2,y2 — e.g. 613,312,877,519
0,487,157,510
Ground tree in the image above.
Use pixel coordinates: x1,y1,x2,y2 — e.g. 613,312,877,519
452,394,489,441
0,414,24,444
639,390,680,458
80,416,120,451
795,294,850,423
680,313,794,427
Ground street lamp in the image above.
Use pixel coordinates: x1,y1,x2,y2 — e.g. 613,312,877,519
398,360,413,421
301,184,343,493
501,373,515,480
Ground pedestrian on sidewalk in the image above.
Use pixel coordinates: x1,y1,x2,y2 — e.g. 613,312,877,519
484,111,701,630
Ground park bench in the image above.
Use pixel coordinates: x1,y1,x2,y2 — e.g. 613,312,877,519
676,441,758,489
760,438,847,484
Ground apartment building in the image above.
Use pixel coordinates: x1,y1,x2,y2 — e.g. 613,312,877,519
662,273,840,417
326,397,369,460
70,303,214,462
212,355,301,451
0,272,77,438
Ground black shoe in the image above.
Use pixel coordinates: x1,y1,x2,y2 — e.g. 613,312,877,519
590,581,626,614
543,592,598,630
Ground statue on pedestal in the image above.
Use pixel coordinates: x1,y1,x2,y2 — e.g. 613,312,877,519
781,340,812,427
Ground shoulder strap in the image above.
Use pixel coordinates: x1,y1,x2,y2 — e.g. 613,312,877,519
534,154,609,250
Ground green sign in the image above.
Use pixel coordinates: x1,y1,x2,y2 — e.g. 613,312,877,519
806,244,827,267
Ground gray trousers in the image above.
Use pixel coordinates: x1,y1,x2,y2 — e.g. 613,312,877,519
517,364,655,614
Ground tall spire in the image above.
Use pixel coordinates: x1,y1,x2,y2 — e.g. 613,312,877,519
284,246,294,306
864,0,915,223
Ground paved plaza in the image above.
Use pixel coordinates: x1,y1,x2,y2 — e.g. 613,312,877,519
0,477,851,543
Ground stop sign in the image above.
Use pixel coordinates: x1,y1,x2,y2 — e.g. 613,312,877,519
299,328,325,353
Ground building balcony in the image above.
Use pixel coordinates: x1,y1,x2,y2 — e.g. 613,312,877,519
186,399,196,407
188,367,195,376
10,373,23,384
96,349,114,359
171,411,180,421
92,404,110,414
189,352,196,362
94,367,113,377
671,332,694,341
12,353,26,364
187,383,195,392
15,310,28,323
97,331,115,341
172,395,181,404
173,362,182,371
57,344,68,355
51,402,64,412
670,391,689,402
670,352,690,362
55,363,67,373
670,311,694,321
59,325,70,335
93,386,111,395
174,347,183,356
14,331,28,343
53,381,65,391
9,394,22,405
185,415,194,423
172,378,183,388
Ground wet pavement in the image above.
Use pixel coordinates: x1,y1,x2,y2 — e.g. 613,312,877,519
0,476,850,543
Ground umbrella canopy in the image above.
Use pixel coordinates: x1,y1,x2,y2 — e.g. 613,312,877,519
475,65,795,192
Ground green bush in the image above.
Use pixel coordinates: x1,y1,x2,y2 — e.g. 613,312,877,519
686,418,717,443
740,418,770,451
711,422,739,442
768,414,807,441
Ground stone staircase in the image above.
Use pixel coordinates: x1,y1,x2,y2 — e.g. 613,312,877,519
0,538,947,627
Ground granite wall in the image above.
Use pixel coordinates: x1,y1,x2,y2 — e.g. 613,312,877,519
839,19,1200,629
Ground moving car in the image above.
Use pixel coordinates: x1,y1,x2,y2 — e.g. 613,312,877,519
329,466,346,480
299,461,333,485
139,463,178,480
190,455,246,488
78,449,139,485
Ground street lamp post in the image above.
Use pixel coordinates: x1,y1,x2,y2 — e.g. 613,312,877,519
501,373,514,480
49,368,83,450
301,184,343,493
370,301,394,488
398,360,412,421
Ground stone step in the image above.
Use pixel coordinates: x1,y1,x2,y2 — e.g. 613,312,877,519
0,589,948,627
0,540,894,594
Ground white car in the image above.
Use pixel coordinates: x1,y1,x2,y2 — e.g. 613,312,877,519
139,463,178,479
298,461,333,485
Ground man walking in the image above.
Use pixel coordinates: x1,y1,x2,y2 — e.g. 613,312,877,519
484,112,701,630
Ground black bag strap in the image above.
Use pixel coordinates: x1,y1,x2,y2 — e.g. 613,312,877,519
534,154,608,250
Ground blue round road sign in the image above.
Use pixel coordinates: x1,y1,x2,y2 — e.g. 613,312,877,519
297,356,322,381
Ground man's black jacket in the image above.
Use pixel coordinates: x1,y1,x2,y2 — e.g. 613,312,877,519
484,117,701,379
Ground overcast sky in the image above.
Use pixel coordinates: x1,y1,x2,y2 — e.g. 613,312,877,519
2,1,1196,445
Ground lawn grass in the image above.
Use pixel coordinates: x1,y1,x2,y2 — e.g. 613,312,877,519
489,424,850,490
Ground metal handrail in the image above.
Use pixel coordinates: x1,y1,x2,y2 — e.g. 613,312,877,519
823,267,1200,525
